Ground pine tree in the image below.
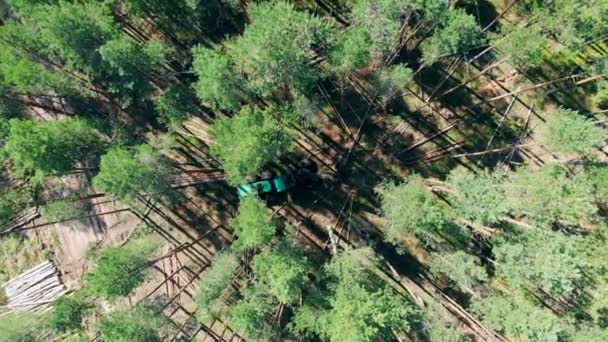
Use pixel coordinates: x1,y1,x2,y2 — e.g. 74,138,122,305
191,47,245,111
92,144,172,203
504,164,597,225
376,175,450,243
541,107,605,154
4,118,102,177
429,250,488,292
494,229,589,297
422,9,483,64
253,241,311,304
226,1,332,97
230,196,276,251
209,106,293,185
195,251,239,322
447,166,509,225
490,23,547,70
98,306,165,342
472,293,569,341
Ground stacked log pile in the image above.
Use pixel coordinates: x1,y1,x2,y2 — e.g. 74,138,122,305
1,261,66,312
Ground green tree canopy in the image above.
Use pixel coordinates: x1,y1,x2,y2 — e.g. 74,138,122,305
376,175,449,243
472,293,569,341
191,47,245,111
422,9,483,64
349,0,412,60
447,167,509,225
92,144,172,203
154,84,197,130
99,36,168,97
42,198,89,223
541,107,605,154
229,286,275,340
0,312,37,342
4,118,102,177
490,23,547,70
229,196,276,251
196,251,239,322
48,293,91,333
85,239,157,299
253,241,311,304
98,306,164,342
504,164,597,225
226,1,332,97
209,106,293,185
429,250,488,291
494,230,589,297
291,248,416,341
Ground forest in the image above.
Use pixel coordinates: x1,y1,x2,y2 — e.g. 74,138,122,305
0,0,606,341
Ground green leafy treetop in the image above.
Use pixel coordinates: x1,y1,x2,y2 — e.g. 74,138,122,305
253,241,311,304
48,293,91,333
86,239,157,300
154,84,197,130
490,23,547,70
229,286,275,341
472,293,569,341
98,306,165,342
42,198,88,223
98,36,168,97
494,230,589,297
429,250,488,292
92,144,172,203
447,167,509,225
422,9,483,64
541,107,605,154
226,1,332,97
291,248,416,342
192,47,246,111
504,164,597,225
209,106,293,185
0,312,38,342
376,175,449,244
196,251,239,322
329,26,373,76
349,0,412,60
229,196,276,251
30,2,116,73
4,118,102,177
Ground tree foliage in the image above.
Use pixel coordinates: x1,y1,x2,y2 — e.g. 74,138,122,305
86,239,157,299
209,106,293,185
376,175,449,243
4,118,101,177
48,293,91,333
430,250,488,291
192,47,245,111
42,198,88,223
447,167,509,225
472,293,569,341
422,9,483,64
229,286,275,340
504,164,597,225
494,230,589,297
253,241,310,304
292,248,415,341
490,23,547,70
98,306,164,342
196,251,239,322
92,144,172,203
230,196,276,250
541,107,605,154
226,1,332,96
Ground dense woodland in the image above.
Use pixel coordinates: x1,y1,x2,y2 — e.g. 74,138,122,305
0,0,607,341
